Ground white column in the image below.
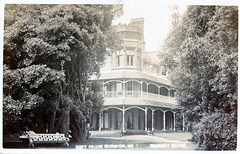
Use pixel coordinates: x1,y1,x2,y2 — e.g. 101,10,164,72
99,112,102,131
163,111,166,131
173,112,176,131
183,113,185,131
145,107,148,131
140,81,143,98
122,106,125,132
152,110,154,131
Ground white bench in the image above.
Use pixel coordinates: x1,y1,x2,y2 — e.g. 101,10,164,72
20,131,69,147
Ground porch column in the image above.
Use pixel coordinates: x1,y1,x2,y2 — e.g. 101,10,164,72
183,113,185,131
145,107,148,131
122,106,125,132
99,112,102,131
140,81,143,98
152,110,154,131
163,111,166,131
173,112,176,131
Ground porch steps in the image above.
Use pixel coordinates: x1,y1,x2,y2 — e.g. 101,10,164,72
126,130,147,135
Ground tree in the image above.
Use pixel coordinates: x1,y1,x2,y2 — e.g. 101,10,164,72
4,4,122,141
160,6,237,150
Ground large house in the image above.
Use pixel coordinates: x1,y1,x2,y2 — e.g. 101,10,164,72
91,18,184,132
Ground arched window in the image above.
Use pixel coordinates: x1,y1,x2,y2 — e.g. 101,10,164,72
142,82,147,92
169,90,175,98
126,82,133,96
148,84,158,94
160,87,169,96
126,81,141,97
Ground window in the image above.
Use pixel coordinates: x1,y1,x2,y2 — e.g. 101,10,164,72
116,51,122,67
127,55,134,66
116,83,122,97
162,69,166,75
160,87,169,96
170,90,175,97
116,55,120,67
127,82,133,96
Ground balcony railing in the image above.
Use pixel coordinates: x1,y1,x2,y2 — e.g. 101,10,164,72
105,91,176,104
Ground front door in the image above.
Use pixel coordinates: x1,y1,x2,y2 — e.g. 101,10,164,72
126,111,133,129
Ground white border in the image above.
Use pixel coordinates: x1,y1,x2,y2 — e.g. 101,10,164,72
0,0,239,154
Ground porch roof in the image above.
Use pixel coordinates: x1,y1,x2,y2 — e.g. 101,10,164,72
94,69,171,86
104,98,178,109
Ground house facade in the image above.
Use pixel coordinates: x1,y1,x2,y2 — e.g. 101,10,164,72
91,18,184,132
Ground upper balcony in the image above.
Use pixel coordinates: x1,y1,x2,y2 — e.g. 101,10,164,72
105,91,176,104
102,80,177,108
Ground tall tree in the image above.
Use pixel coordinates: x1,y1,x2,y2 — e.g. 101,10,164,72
4,4,122,141
160,6,237,150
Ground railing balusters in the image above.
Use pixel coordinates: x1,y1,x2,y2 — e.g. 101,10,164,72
105,91,176,104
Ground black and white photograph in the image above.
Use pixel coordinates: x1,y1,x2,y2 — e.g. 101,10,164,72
0,0,238,153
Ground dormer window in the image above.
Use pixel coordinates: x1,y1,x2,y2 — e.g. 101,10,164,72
162,69,166,75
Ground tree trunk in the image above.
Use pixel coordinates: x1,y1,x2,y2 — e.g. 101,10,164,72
48,110,56,133
59,109,70,137
70,112,82,142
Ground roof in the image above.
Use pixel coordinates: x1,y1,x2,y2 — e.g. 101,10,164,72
93,69,171,86
104,98,177,109
142,51,160,64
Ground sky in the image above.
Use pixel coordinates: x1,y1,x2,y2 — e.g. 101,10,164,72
113,4,187,52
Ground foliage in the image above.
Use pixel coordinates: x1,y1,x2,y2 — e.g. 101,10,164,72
3,64,64,133
192,111,237,150
4,4,122,141
160,6,237,150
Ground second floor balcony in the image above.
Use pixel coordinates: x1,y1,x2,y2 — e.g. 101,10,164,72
102,79,177,105
104,90,176,104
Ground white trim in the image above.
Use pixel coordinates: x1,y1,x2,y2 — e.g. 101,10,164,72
101,106,123,112
104,80,124,84
125,106,145,112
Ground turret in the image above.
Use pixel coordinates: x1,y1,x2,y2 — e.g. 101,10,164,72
116,18,144,42
113,18,145,70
